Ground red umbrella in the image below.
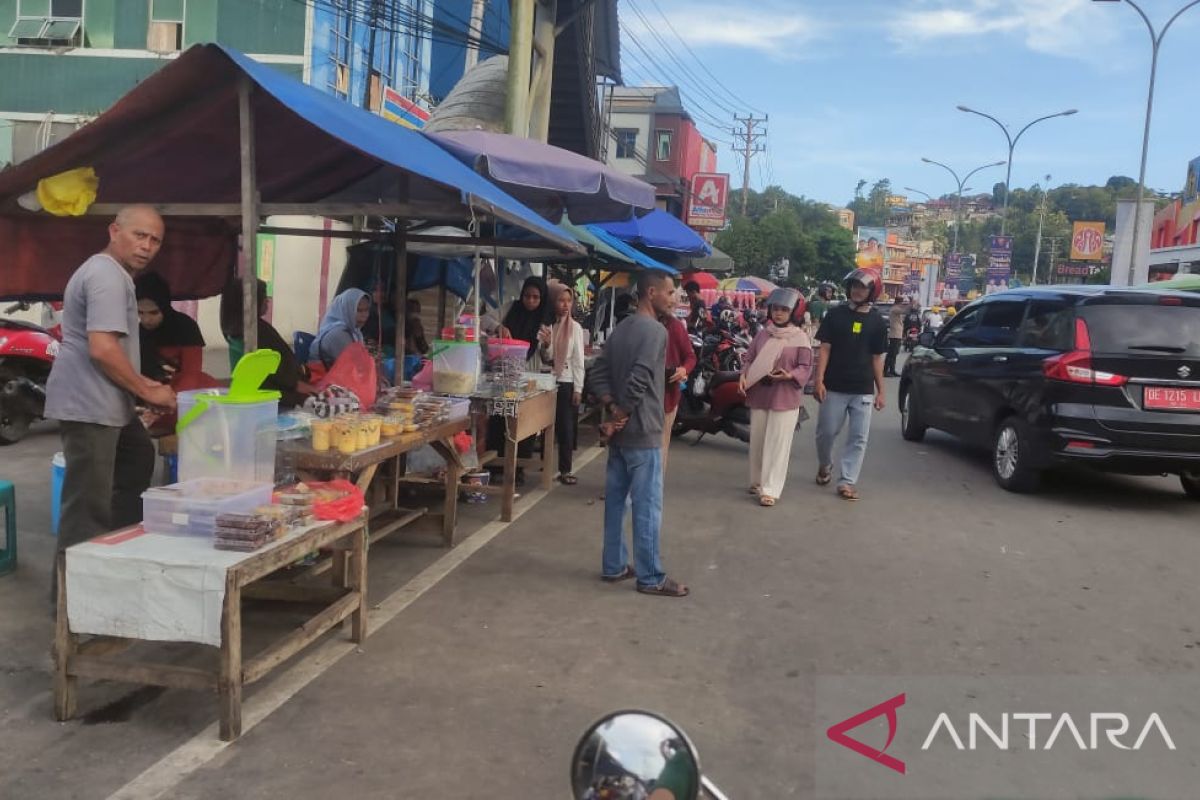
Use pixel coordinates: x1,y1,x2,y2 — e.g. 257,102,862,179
682,271,720,290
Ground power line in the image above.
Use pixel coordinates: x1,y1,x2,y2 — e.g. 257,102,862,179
618,24,735,129
284,0,511,56
641,0,767,116
624,0,748,118
618,32,734,132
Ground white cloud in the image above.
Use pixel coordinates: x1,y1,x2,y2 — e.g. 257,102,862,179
623,2,824,59
888,0,1121,62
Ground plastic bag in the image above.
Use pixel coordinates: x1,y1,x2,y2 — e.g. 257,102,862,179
305,479,367,522
317,342,377,408
411,358,434,391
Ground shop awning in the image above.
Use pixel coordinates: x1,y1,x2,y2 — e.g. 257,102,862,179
0,44,583,300
591,209,712,256
584,224,678,274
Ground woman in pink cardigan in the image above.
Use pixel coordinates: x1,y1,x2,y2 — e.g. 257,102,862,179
738,288,813,507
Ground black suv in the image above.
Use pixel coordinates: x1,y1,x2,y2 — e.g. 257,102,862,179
899,286,1200,495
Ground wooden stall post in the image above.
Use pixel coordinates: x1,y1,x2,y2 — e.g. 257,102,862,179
218,571,244,741
53,553,77,721
392,227,408,382
238,75,260,353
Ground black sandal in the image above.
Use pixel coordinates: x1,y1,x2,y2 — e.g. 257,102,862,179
559,473,578,485
636,577,689,597
601,565,635,583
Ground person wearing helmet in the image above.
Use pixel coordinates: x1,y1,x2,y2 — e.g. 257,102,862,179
812,269,888,501
738,288,813,507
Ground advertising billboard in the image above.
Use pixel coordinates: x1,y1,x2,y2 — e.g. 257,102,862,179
686,173,730,229
856,227,886,273
1070,221,1105,261
986,235,1012,294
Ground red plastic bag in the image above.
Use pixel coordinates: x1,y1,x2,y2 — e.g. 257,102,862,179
412,358,434,391
317,342,377,408
303,479,366,523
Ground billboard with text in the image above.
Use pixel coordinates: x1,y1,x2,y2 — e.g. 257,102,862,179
687,173,730,229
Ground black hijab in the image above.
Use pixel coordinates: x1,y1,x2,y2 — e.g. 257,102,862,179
502,275,551,358
135,273,204,379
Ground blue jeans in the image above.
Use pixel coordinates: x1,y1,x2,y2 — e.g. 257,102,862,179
603,445,666,588
815,391,874,487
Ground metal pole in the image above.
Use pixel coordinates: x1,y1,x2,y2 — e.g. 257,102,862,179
237,75,259,354
463,0,488,72
505,0,535,136
1096,0,1200,284
1031,175,1050,286
528,0,558,143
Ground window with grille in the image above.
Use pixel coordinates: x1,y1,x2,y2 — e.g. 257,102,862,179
147,0,185,52
656,130,672,161
328,0,353,99
9,0,83,46
614,129,637,159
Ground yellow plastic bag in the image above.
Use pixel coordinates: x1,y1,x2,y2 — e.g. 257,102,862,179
36,167,99,217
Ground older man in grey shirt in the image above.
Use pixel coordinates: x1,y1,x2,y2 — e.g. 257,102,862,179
46,206,177,593
590,270,688,598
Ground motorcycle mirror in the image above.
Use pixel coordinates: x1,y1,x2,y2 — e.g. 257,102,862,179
918,331,936,348
571,710,702,800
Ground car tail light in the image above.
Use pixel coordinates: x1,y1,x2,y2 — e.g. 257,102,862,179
1042,317,1128,387
1159,296,1183,306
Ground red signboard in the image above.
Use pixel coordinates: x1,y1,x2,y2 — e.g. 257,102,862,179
687,173,729,229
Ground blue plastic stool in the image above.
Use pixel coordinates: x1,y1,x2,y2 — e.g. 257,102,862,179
0,480,15,576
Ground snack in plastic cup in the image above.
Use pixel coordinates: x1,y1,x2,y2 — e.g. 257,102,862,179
355,418,372,449
334,418,357,454
380,416,400,437
311,419,333,452
364,414,383,445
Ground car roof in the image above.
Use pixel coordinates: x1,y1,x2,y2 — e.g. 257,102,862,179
969,285,1200,306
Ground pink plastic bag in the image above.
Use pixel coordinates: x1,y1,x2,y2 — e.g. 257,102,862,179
317,342,377,408
411,358,434,391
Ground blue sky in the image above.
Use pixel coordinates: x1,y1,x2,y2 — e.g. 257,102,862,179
619,0,1200,207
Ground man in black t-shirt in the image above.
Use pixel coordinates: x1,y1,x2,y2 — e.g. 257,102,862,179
813,269,887,500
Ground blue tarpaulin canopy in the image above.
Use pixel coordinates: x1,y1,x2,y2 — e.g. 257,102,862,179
0,43,583,300
584,224,679,274
591,209,712,257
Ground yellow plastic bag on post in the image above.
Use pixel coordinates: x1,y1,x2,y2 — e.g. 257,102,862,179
36,167,99,216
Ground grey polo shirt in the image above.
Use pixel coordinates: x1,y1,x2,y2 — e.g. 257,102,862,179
45,253,141,427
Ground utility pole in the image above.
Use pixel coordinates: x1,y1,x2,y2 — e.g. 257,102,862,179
362,0,381,110
1047,237,1061,284
1031,174,1051,286
732,114,767,215
463,0,488,72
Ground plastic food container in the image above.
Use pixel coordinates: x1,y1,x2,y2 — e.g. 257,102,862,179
486,337,530,364
310,419,333,452
334,417,357,454
142,478,273,536
446,397,472,422
177,389,279,484
431,339,481,395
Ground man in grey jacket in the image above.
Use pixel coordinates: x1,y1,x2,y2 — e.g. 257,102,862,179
590,271,689,598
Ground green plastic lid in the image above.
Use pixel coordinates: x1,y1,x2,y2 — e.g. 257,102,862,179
176,349,282,433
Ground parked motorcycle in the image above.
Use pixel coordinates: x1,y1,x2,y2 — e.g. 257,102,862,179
673,329,751,444
0,301,61,444
903,325,920,353
571,709,729,800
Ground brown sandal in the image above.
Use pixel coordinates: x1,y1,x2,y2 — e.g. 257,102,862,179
816,466,833,486
601,564,635,583
837,484,860,501
748,484,761,496
637,577,689,597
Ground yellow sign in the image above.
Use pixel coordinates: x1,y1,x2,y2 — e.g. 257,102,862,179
852,321,863,334
1070,221,1105,261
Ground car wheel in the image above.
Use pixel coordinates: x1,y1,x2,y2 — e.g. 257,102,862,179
1181,471,1200,500
991,417,1041,493
900,387,926,442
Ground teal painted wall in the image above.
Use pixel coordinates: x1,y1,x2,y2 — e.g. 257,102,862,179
0,54,165,114
215,0,305,55
0,0,18,46
112,0,149,50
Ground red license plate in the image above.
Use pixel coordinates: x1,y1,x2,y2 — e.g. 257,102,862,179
1143,386,1200,411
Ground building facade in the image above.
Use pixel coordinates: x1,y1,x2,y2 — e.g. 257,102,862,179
602,85,717,221
1149,155,1200,277
0,0,434,167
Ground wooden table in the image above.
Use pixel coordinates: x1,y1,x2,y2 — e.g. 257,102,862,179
54,514,368,741
280,417,470,548
472,388,557,521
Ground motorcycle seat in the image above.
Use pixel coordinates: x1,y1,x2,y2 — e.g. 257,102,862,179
0,318,49,334
710,371,741,389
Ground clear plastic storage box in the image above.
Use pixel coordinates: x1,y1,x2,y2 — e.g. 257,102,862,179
142,478,274,536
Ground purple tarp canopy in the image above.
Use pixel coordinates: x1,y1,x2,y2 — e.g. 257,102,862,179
426,129,656,224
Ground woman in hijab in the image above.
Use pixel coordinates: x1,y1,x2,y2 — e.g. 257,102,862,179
135,272,211,389
313,288,370,368
498,275,551,361
738,288,813,507
538,282,585,484
219,279,316,410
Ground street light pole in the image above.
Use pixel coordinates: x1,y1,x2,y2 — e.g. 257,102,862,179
1031,174,1051,287
956,106,1077,235
1093,0,1200,284
921,157,1005,253
903,187,933,202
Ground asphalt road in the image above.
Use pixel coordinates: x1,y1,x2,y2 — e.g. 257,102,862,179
2,379,1198,799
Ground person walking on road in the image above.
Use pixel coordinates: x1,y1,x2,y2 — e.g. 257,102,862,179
813,269,887,501
660,284,696,473
590,271,688,598
884,297,909,377
739,288,813,507
46,205,177,596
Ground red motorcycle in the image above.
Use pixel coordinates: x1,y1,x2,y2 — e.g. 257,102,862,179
673,333,751,444
0,302,61,444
